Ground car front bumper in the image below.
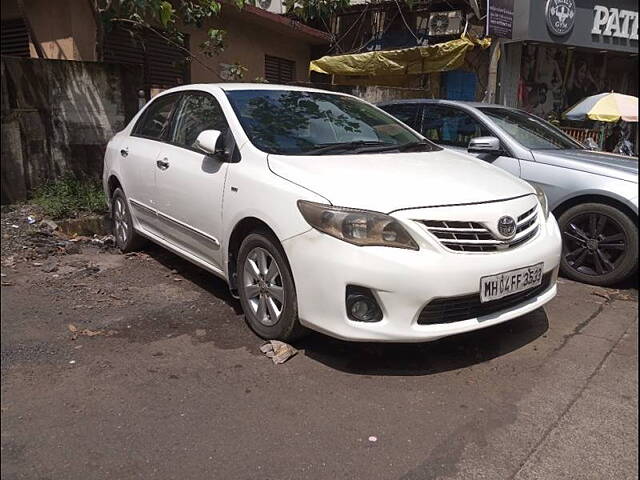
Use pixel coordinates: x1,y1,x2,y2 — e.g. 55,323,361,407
282,212,562,342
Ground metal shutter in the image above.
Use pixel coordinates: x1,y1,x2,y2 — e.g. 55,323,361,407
103,27,189,91
1,18,30,57
264,55,295,83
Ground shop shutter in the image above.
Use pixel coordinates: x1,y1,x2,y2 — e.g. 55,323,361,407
264,55,296,83
442,70,477,101
1,18,31,57
103,27,189,92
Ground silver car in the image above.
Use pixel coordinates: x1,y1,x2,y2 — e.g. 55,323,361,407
378,100,638,286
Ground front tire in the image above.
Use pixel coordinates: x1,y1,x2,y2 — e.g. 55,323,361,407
558,202,638,286
111,188,146,253
237,231,305,342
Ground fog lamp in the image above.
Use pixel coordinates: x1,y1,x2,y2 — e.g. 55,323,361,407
346,286,383,322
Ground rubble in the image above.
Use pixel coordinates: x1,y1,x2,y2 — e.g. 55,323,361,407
39,219,58,233
67,323,116,340
259,340,298,364
41,259,59,273
1,206,117,266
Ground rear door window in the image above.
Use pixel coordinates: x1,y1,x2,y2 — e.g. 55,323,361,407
133,93,181,140
421,105,491,148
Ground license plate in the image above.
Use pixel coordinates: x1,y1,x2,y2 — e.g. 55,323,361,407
480,263,544,303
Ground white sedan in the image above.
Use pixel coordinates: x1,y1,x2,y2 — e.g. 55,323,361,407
103,84,561,342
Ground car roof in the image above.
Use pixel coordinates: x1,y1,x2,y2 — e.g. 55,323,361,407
377,99,511,110
159,83,345,95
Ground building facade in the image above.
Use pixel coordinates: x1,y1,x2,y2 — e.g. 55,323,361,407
0,0,329,97
310,0,491,102
498,0,638,121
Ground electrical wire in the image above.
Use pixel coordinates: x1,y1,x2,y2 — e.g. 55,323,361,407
393,0,420,43
329,3,372,54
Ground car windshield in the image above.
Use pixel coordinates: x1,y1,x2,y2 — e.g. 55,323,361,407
479,107,583,151
226,89,438,155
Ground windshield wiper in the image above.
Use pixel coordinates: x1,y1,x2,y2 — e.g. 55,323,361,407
353,140,438,153
304,140,391,155
397,140,438,152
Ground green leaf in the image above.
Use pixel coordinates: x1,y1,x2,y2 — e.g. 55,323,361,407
159,1,174,27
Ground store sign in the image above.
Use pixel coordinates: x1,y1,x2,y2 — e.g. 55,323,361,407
486,0,514,39
545,0,576,36
591,6,639,40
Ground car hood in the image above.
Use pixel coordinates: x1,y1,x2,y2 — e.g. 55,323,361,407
532,149,638,183
268,149,533,213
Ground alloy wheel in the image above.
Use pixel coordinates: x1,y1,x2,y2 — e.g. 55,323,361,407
242,247,285,326
113,197,129,246
563,212,627,277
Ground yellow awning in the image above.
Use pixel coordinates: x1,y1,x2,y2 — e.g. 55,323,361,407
310,35,491,77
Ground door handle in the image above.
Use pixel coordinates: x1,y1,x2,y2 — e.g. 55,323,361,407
156,158,170,170
120,147,128,157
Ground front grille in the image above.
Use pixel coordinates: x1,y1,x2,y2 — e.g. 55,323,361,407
419,206,539,252
417,272,553,325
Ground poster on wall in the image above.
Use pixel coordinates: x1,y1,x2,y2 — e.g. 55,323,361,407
517,44,638,121
486,0,514,39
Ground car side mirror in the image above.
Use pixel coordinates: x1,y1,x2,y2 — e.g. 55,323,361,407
195,130,225,156
468,136,502,155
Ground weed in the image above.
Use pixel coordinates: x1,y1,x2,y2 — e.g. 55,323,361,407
31,177,107,219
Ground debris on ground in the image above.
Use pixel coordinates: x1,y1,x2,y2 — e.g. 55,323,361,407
1,205,118,264
39,219,58,233
41,259,58,273
125,251,150,260
591,289,637,303
91,234,116,247
67,323,116,340
591,290,612,301
259,340,298,364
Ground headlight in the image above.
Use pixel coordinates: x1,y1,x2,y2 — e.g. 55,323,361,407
531,183,549,219
297,200,419,250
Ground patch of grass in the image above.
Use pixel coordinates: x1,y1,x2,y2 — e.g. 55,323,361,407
31,177,107,219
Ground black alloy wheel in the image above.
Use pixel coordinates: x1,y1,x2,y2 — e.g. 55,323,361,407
558,202,638,286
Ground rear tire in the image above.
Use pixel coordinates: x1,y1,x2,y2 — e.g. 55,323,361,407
558,202,638,286
111,188,146,253
237,231,306,342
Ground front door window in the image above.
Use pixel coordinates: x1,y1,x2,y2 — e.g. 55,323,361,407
170,93,229,151
421,106,491,148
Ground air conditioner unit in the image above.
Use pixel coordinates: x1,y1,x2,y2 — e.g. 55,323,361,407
427,10,463,36
256,0,284,14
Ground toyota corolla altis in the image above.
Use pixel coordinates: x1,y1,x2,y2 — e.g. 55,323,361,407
103,84,562,342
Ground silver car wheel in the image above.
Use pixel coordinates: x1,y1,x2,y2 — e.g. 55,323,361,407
243,247,285,327
113,197,129,245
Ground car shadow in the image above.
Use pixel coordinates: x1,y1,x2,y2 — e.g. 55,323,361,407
134,243,550,374
296,308,549,376
140,243,243,315
614,274,639,292
558,272,638,293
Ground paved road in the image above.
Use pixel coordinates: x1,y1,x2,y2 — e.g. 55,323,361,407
1,244,637,480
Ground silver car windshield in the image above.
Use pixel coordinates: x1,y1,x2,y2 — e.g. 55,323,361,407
479,107,583,151
226,90,439,155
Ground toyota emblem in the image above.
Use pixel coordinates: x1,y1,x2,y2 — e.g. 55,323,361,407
497,216,517,239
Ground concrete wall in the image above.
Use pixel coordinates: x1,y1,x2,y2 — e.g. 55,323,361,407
1,57,143,204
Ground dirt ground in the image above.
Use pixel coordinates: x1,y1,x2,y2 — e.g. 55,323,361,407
1,208,638,480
